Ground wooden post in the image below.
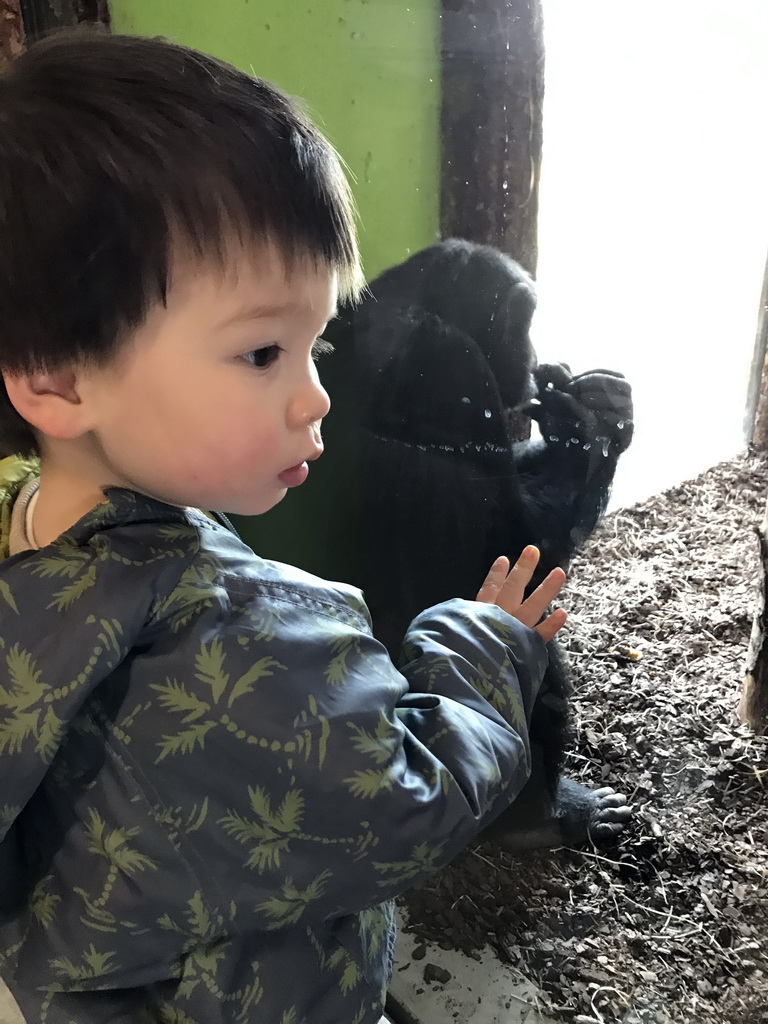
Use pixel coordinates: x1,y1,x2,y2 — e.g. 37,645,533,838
745,250,768,448
440,0,545,278
740,496,768,733
18,0,109,41
0,0,24,69
440,0,544,443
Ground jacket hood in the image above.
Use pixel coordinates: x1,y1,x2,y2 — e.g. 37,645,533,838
0,455,40,561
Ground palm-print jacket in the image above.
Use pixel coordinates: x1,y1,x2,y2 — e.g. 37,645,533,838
0,456,547,1024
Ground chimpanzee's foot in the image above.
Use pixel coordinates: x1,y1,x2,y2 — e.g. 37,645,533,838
552,776,632,844
481,775,632,854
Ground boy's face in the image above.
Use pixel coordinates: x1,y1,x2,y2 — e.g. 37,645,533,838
77,246,337,515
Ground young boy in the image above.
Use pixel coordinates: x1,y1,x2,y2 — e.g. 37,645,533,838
0,31,566,1024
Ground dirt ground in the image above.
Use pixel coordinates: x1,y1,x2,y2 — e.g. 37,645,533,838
400,448,768,1024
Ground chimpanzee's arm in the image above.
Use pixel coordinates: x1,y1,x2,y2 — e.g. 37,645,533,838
500,362,634,586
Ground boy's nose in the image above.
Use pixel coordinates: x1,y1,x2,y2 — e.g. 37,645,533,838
291,366,331,427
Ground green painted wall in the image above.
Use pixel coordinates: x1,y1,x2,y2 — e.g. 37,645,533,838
109,0,440,280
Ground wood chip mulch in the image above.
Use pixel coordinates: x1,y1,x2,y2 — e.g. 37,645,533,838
399,448,768,1024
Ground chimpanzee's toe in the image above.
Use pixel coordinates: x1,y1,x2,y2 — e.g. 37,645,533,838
555,777,632,845
481,775,633,853
588,788,633,838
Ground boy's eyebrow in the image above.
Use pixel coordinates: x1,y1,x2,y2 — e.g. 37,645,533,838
217,303,339,328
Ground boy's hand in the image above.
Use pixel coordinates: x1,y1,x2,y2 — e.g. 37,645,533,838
475,546,567,643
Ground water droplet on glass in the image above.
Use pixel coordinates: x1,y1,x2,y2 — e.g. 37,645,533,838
484,409,492,418
461,396,470,404
502,180,508,191
617,420,624,429
583,443,591,451
570,437,579,445
549,436,559,443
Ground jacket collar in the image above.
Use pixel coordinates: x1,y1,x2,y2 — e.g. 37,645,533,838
0,455,233,558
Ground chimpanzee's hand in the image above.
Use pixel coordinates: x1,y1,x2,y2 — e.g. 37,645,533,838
525,363,634,455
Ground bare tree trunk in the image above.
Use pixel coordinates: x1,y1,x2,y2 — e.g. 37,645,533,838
0,0,25,69
745,249,768,448
18,0,109,42
440,0,544,277
440,0,544,444
740,495,768,732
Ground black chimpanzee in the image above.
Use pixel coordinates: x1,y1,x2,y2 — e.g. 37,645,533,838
247,238,633,851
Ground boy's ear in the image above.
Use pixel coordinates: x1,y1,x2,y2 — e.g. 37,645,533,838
2,368,92,442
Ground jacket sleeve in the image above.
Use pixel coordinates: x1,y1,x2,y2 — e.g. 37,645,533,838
144,580,548,928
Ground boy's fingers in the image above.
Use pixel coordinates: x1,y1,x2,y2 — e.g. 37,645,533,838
495,545,541,609
535,608,568,643
528,565,565,610
475,555,509,603
521,567,567,622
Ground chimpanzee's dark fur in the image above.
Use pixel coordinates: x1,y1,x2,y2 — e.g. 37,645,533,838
320,239,633,849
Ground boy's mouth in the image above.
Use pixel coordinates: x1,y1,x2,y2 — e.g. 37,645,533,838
278,462,310,487
278,447,322,488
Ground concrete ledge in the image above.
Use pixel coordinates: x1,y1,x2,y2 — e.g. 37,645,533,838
388,912,558,1024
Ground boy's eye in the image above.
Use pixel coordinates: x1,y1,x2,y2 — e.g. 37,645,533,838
243,345,281,369
312,337,335,361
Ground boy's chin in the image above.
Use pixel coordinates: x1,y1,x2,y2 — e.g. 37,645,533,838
220,490,287,518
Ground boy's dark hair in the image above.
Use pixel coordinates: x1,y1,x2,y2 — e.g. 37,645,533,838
0,30,363,456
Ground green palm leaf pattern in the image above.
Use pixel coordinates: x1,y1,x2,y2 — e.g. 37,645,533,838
257,870,332,928
50,944,118,980
154,1009,202,1024
219,787,305,870
308,930,360,993
469,664,526,730
344,711,400,797
227,656,285,707
0,580,18,613
3,644,45,711
29,537,90,579
153,561,223,633
0,645,47,754
184,892,218,940
343,768,395,799
48,562,97,611
195,639,229,703
83,809,157,875
157,892,223,943
358,905,390,959
150,680,211,723
325,633,362,687
407,653,454,694
155,721,217,763
35,705,64,760
0,709,39,755
347,713,399,765
0,805,20,831
373,840,446,888
29,875,60,928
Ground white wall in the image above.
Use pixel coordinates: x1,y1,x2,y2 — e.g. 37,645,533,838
534,0,768,508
